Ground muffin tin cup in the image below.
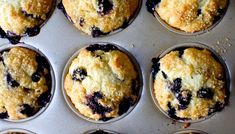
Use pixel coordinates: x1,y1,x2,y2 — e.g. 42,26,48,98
153,1,229,36
0,43,56,123
0,128,35,134
150,42,231,123
83,129,119,134
58,0,142,38
20,0,57,37
173,129,208,134
61,42,143,124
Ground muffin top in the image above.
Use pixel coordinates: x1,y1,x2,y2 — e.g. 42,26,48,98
152,47,228,120
0,47,52,120
147,0,227,33
0,0,53,40
64,44,140,121
60,0,139,37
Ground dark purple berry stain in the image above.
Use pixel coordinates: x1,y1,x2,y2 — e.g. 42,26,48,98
118,98,133,115
97,0,113,16
99,117,113,122
197,9,202,16
21,10,43,20
20,104,35,117
23,87,32,93
31,72,41,82
151,58,160,80
161,71,167,79
79,18,85,27
6,73,20,88
5,32,21,44
167,102,188,120
57,1,74,23
86,44,118,52
90,130,110,134
36,55,50,72
213,9,224,24
91,26,109,37
0,27,6,38
146,0,161,15
197,88,214,99
37,90,52,107
131,79,139,95
25,27,41,37
0,111,8,119
208,102,225,115
72,68,87,81
176,90,192,110
171,78,182,94
86,92,112,116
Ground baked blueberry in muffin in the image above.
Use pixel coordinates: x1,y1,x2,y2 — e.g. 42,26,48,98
58,0,140,37
152,47,229,121
0,47,52,120
0,0,54,44
64,44,141,121
146,0,228,33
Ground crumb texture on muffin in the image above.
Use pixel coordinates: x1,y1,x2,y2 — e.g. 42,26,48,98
61,0,139,37
147,0,227,32
64,44,139,121
0,47,52,120
152,47,228,120
0,0,53,36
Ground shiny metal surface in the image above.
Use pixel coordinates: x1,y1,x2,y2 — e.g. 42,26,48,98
0,0,235,134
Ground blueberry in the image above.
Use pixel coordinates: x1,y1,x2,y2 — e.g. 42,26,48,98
20,104,35,117
0,111,8,119
21,10,42,20
197,9,202,16
118,98,133,115
171,78,182,94
161,71,167,79
97,0,113,16
0,27,6,38
197,88,214,99
25,27,40,37
79,18,85,27
146,0,161,15
151,58,160,80
208,102,225,115
32,72,41,82
90,130,110,134
91,26,109,37
86,92,112,116
86,44,118,52
6,73,19,88
131,79,139,95
37,90,51,107
36,55,50,72
167,102,177,119
72,68,87,81
176,90,192,110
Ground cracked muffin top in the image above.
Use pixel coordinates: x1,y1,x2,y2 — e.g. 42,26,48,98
58,0,139,37
64,44,140,121
152,47,228,121
0,46,52,120
146,0,228,33
0,0,53,44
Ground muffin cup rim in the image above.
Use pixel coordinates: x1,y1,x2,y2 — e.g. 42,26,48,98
173,129,208,134
0,43,56,123
150,42,231,123
0,128,36,134
61,42,143,124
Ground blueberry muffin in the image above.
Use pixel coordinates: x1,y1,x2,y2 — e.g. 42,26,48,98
64,44,140,121
0,47,52,120
146,0,228,33
58,0,139,37
152,47,228,121
0,0,54,44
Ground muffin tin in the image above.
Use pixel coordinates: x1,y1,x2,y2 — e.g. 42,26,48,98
0,0,235,133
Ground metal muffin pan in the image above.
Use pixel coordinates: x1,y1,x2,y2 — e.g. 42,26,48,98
0,0,235,134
